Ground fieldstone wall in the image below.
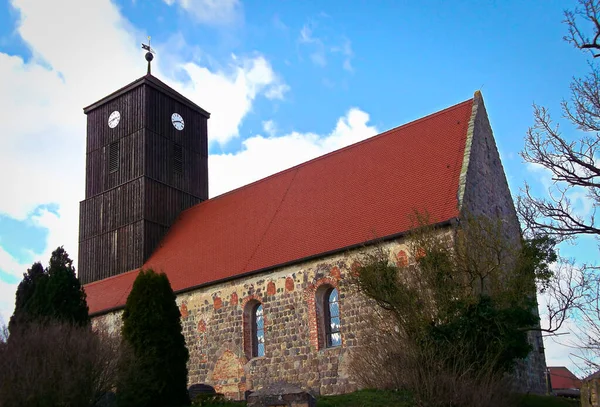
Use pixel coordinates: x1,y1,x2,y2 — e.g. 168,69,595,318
93,239,413,400
458,91,548,394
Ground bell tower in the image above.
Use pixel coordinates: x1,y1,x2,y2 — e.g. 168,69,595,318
78,53,210,284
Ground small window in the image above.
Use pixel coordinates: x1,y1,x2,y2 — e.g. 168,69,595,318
324,288,341,347
109,142,119,173
253,304,265,357
173,144,183,174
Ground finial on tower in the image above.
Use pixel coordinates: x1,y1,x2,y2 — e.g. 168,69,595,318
141,36,156,75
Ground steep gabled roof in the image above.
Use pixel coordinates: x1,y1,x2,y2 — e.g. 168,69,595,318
85,97,474,315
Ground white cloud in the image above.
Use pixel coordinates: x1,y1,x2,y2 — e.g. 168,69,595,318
262,120,277,137
209,107,378,197
0,0,286,321
299,23,354,73
164,0,241,25
0,280,19,328
332,39,354,73
177,55,288,144
299,24,327,67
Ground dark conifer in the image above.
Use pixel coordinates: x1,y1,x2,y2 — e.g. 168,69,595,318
8,247,89,336
117,269,190,407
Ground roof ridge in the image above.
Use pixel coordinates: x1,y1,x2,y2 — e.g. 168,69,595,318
184,97,473,214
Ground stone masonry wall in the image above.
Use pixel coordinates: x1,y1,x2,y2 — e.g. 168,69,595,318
93,238,416,400
458,91,548,394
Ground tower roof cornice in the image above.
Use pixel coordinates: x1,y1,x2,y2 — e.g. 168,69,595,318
83,74,210,118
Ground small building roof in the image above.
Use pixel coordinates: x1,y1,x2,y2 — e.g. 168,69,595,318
84,97,475,315
548,366,582,390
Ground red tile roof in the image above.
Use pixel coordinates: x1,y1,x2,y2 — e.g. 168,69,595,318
549,366,581,390
85,98,474,315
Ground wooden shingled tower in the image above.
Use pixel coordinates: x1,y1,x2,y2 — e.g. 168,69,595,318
78,70,210,284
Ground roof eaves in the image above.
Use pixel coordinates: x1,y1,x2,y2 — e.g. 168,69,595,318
88,217,458,317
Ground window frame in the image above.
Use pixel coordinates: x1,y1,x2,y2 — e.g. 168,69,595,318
251,303,265,358
323,287,341,348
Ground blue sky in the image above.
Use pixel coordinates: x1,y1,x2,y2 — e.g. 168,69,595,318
0,0,596,376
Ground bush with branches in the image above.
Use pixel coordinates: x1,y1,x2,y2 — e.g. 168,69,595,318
0,321,120,407
349,214,555,407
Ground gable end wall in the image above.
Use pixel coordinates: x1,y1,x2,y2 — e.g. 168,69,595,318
460,92,547,394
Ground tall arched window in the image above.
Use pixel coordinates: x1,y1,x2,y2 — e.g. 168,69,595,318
253,303,265,357
324,287,341,348
243,299,265,359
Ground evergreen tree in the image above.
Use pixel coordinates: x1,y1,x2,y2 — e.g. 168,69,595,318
8,247,89,335
117,269,190,407
43,247,89,326
8,262,46,334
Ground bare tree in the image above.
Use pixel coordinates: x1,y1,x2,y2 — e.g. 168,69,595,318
518,0,600,242
518,1,600,373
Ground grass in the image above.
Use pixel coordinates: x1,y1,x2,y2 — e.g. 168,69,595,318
516,394,580,407
316,389,413,407
190,389,579,407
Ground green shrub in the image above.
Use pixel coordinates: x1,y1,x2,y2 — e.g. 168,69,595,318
191,393,244,406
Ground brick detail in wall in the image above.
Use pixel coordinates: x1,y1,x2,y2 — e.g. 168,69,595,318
285,277,294,292
266,281,276,296
180,303,189,318
213,295,223,310
395,250,408,267
197,319,206,333
212,349,247,400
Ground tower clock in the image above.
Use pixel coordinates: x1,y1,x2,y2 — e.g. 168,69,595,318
78,74,210,284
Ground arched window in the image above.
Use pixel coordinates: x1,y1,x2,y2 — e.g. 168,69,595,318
252,303,265,357
324,288,341,348
243,299,265,359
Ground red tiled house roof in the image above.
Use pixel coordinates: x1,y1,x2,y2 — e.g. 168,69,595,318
85,97,476,315
548,366,581,390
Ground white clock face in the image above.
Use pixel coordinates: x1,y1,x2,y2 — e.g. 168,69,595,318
171,113,184,131
108,111,121,128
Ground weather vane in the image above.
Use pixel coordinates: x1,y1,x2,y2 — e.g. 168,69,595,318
142,36,156,75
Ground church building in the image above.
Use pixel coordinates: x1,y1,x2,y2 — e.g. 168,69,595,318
81,67,547,398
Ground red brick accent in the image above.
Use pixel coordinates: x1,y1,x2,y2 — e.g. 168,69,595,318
267,281,276,296
180,303,189,318
304,277,339,350
230,292,239,306
241,294,263,309
416,247,426,260
214,296,223,310
197,319,206,333
213,350,246,400
350,260,361,277
330,266,341,280
395,250,408,267
285,277,295,292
